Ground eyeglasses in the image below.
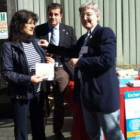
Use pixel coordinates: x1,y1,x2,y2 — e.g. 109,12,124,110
80,13,94,19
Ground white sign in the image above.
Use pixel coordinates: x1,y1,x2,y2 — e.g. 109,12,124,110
124,91,140,140
36,63,54,81
0,12,8,39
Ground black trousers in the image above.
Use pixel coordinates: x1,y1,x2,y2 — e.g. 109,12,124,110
53,69,69,133
11,92,46,140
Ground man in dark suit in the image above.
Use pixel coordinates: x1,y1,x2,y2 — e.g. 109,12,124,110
35,3,77,140
38,2,125,140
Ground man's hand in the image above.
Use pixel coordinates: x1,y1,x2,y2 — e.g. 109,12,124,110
69,58,79,67
38,39,49,48
45,56,55,63
45,53,55,63
31,75,43,83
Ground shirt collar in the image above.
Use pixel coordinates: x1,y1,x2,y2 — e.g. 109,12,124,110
48,23,60,31
87,24,98,34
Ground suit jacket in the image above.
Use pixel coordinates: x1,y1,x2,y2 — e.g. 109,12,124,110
35,22,77,80
47,24,120,113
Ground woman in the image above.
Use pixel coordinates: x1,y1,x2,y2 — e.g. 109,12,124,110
1,10,54,140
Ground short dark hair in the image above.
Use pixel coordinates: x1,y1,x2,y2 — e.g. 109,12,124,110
8,10,38,42
47,3,63,14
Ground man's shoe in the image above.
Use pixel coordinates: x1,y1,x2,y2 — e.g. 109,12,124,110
55,132,66,140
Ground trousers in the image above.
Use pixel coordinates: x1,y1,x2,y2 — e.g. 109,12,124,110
82,106,125,140
11,92,46,140
53,69,69,133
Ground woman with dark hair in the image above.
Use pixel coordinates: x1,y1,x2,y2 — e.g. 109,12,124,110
1,10,54,140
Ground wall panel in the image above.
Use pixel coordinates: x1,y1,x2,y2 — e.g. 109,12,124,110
63,0,69,25
122,0,130,66
39,0,46,24
116,0,123,65
129,0,136,65
68,0,74,28
98,0,103,26
33,0,40,25
74,0,81,38
103,0,109,27
136,0,140,65
17,0,23,10
28,0,33,11
109,0,116,32
23,0,28,9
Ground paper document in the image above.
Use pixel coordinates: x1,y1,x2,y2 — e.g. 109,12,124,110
36,63,54,81
128,80,140,87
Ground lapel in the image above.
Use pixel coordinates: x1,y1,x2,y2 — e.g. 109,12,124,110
82,24,101,57
32,40,45,62
59,23,66,46
81,35,87,46
81,24,101,48
79,24,101,47
11,42,24,52
89,24,101,43
44,23,50,41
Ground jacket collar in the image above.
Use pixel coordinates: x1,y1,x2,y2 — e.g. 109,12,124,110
79,24,101,46
85,24,101,43
10,41,24,51
59,23,68,45
47,23,65,46
10,39,45,62
90,24,101,36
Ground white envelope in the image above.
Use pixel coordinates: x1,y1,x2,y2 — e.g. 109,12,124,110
36,63,54,81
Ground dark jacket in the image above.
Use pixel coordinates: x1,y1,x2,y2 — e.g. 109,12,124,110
1,39,46,99
35,23,77,80
47,24,120,113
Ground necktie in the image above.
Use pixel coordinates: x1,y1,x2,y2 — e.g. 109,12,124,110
50,28,62,67
83,31,91,46
50,28,58,45
79,31,91,58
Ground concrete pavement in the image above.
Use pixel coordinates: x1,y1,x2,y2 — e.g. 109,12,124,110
0,116,72,140
0,91,72,140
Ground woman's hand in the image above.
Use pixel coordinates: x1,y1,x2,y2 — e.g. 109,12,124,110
38,39,49,48
31,75,43,83
69,58,79,67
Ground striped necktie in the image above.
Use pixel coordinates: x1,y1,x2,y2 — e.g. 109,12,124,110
83,31,91,46
50,28,58,45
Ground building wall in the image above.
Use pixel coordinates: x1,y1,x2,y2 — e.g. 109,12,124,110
6,0,140,67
